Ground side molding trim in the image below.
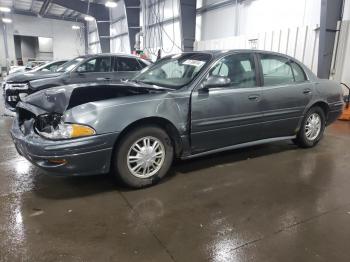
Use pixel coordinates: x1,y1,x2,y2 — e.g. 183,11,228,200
182,136,296,159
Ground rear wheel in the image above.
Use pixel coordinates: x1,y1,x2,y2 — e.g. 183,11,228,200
294,106,326,148
113,126,174,188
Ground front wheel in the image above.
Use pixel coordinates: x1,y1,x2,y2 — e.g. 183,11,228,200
294,106,326,148
113,126,174,188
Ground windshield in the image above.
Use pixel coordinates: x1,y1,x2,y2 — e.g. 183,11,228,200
134,53,212,88
57,58,84,72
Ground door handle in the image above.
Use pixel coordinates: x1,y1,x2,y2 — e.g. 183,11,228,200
248,95,260,101
303,89,312,94
96,77,111,81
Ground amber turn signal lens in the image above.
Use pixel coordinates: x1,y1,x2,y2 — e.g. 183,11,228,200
71,124,96,138
48,159,67,164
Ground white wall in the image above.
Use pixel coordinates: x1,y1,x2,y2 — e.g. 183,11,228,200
0,14,85,67
196,0,321,41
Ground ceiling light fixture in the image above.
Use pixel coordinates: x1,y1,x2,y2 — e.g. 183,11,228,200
84,15,94,22
72,25,80,30
0,6,11,13
105,1,117,8
2,18,12,23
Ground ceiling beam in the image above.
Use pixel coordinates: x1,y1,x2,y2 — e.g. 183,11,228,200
13,9,85,23
39,0,53,16
61,8,71,18
30,0,36,12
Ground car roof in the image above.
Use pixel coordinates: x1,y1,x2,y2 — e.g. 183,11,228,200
163,49,303,64
77,53,144,59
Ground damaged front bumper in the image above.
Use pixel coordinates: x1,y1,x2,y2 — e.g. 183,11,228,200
10,109,119,176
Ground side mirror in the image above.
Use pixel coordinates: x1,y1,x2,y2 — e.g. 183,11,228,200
202,76,231,89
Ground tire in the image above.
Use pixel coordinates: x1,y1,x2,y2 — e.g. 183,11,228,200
294,106,326,148
113,126,174,188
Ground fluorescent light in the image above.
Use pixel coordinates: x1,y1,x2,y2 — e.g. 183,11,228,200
72,25,80,30
2,18,12,23
105,1,117,8
84,15,94,22
0,6,11,13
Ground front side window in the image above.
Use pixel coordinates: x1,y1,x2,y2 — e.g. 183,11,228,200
260,54,294,86
40,61,66,72
134,53,212,89
77,57,111,73
208,53,257,88
57,58,84,72
115,57,141,72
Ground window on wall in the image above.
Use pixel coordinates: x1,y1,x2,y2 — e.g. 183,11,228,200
77,57,112,72
209,53,257,88
260,54,294,86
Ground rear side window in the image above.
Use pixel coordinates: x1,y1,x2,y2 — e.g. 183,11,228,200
260,54,294,86
291,62,307,82
137,59,149,69
115,57,141,71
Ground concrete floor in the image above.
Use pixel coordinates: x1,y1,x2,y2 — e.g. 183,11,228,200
1,101,350,261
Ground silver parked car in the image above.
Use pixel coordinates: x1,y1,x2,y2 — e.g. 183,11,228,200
11,50,344,188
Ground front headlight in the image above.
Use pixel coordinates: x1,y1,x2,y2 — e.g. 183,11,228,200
35,113,96,140
5,83,29,90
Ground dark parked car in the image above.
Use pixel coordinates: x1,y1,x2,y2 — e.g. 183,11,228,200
11,50,344,188
3,54,150,110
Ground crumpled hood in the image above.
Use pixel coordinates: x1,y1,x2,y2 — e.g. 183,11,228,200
5,71,63,83
19,82,168,114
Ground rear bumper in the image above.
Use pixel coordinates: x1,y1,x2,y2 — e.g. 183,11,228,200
327,101,345,125
327,109,343,125
10,118,119,176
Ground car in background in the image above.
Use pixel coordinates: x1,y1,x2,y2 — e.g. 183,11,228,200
3,54,151,110
10,50,344,188
9,60,49,75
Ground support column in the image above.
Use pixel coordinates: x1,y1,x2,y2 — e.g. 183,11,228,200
124,0,140,52
179,0,197,51
1,23,10,72
317,0,344,78
97,22,111,53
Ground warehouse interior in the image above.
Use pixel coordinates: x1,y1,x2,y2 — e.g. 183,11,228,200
1,0,350,261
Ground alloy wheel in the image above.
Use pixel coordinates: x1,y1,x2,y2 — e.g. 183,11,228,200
127,136,166,178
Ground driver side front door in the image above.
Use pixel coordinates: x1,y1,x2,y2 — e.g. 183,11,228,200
190,53,264,154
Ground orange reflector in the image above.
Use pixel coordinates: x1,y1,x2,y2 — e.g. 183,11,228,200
48,159,67,164
71,124,96,138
